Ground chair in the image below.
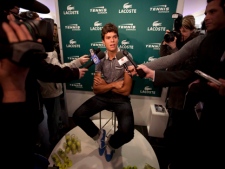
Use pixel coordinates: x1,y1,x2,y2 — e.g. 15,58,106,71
99,110,117,136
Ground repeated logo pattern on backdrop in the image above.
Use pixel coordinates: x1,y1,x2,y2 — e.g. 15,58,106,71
57,0,178,97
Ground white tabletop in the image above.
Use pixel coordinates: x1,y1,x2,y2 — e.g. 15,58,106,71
48,119,160,169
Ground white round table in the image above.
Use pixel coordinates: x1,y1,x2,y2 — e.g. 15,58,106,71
48,119,160,169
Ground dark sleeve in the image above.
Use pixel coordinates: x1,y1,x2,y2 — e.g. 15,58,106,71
154,69,195,87
31,60,80,82
154,56,198,86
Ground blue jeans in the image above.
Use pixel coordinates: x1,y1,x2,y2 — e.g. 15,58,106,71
72,93,134,149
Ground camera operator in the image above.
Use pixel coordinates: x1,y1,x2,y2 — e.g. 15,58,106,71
0,19,45,169
0,0,88,166
18,10,90,151
160,15,199,56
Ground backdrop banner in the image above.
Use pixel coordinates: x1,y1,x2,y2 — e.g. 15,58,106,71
57,0,178,97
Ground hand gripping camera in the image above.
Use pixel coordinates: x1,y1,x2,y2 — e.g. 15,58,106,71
164,13,183,43
0,0,53,66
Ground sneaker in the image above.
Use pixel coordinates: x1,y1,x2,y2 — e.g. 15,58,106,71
97,129,106,156
105,145,115,162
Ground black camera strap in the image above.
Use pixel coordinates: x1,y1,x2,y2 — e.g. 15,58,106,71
0,40,47,67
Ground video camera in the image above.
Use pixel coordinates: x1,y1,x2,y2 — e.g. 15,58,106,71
0,0,52,66
14,12,54,52
164,13,183,43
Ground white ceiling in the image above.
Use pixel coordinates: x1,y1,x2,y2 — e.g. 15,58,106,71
20,0,56,20
22,0,207,27
37,0,207,17
183,0,206,16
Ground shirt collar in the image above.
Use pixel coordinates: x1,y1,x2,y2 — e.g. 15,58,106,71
105,47,121,60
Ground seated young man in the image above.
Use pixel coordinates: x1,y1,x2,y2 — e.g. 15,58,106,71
72,23,134,162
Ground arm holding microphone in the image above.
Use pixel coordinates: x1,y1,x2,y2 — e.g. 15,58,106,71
129,64,155,80
43,49,102,78
127,36,206,78
42,51,89,81
48,51,89,69
84,48,102,69
121,50,146,78
34,50,104,83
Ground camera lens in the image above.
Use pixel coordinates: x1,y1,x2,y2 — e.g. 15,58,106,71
19,19,54,52
164,32,175,43
21,21,39,40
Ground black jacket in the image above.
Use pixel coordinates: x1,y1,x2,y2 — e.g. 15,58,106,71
27,59,80,125
182,28,225,168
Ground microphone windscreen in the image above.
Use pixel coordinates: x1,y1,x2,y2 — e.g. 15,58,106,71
97,51,105,60
85,51,105,69
116,51,129,65
95,48,101,54
116,51,124,60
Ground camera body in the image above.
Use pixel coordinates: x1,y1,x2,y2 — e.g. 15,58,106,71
0,10,54,52
164,13,183,43
15,15,54,52
164,30,180,43
0,3,53,65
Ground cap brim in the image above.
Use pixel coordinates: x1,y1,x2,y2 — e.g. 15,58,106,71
17,0,50,14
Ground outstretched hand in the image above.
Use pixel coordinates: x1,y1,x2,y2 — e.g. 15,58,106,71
78,68,88,79
128,64,154,79
79,55,90,65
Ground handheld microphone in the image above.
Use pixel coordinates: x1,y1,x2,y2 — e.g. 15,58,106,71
116,51,129,71
85,51,105,69
89,48,101,58
122,50,146,78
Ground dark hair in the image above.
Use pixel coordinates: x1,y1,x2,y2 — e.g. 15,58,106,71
101,23,119,40
207,0,225,11
201,20,206,30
